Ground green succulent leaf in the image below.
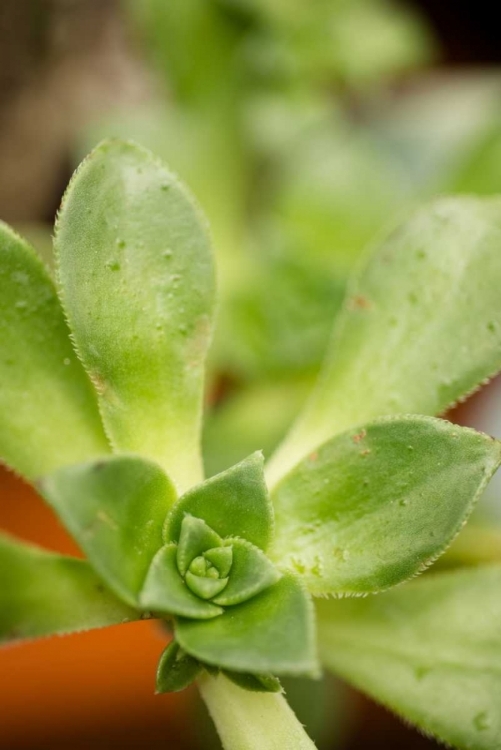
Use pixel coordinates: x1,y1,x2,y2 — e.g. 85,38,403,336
176,574,318,676
38,455,176,606
186,571,229,600
0,533,137,643
140,543,223,619
271,415,501,596
176,515,224,576
268,197,501,485
0,222,109,479
317,565,501,749
223,670,282,694
166,452,273,551
213,539,281,607
156,640,203,694
205,546,233,577
54,139,216,492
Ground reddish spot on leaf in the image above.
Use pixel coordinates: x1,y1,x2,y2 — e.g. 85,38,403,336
348,295,372,310
352,429,367,444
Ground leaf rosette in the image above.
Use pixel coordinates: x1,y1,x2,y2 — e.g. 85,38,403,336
3,140,501,750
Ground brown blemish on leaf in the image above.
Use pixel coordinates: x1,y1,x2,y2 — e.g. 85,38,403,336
348,295,372,311
308,451,319,462
90,371,108,396
352,429,367,444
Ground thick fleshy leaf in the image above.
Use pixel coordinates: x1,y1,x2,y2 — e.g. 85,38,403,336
186,572,229,600
0,222,109,480
176,574,318,676
270,416,501,595
268,197,501,485
205,546,233,577
177,515,223,576
223,670,282,694
140,544,223,619
156,640,202,694
166,452,273,551
317,565,501,749
39,456,176,606
0,533,137,643
199,674,317,750
54,140,216,492
213,539,281,607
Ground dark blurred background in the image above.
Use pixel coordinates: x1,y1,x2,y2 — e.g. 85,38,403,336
1,1,501,748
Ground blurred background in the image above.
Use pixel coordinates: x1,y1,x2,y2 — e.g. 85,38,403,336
2,1,501,747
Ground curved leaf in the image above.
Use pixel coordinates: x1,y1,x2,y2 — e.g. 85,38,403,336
140,544,223,619
0,533,137,644
223,670,282,694
0,222,109,479
177,514,223,576
317,566,501,749
156,640,202,694
213,538,281,607
39,455,176,606
268,197,501,485
55,140,216,492
271,416,501,595
166,452,273,551
176,574,318,676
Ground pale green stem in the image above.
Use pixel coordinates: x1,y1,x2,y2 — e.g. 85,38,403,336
198,674,318,750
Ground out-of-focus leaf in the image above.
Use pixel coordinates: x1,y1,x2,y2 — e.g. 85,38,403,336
271,416,501,595
271,128,411,275
218,256,345,379
317,565,501,749
0,533,137,643
203,378,311,479
268,197,501,485
39,456,176,606
0,222,109,479
176,574,318,676
55,140,216,492
446,120,501,196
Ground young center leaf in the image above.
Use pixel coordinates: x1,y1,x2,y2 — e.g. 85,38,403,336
0,222,109,479
267,197,501,485
54,140,216,492
38,455,177,607
270,416,501,595
0,533,137,643
317,565,501,749
165,452,274,551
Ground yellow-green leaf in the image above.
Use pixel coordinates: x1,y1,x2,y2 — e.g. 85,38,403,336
271,416,501,595
0,533,137,644
318,566,501,749
268,197,501,485
0,222,109,479
55,140,216,492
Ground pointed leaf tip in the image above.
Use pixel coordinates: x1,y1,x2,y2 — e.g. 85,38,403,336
271,416,501,596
